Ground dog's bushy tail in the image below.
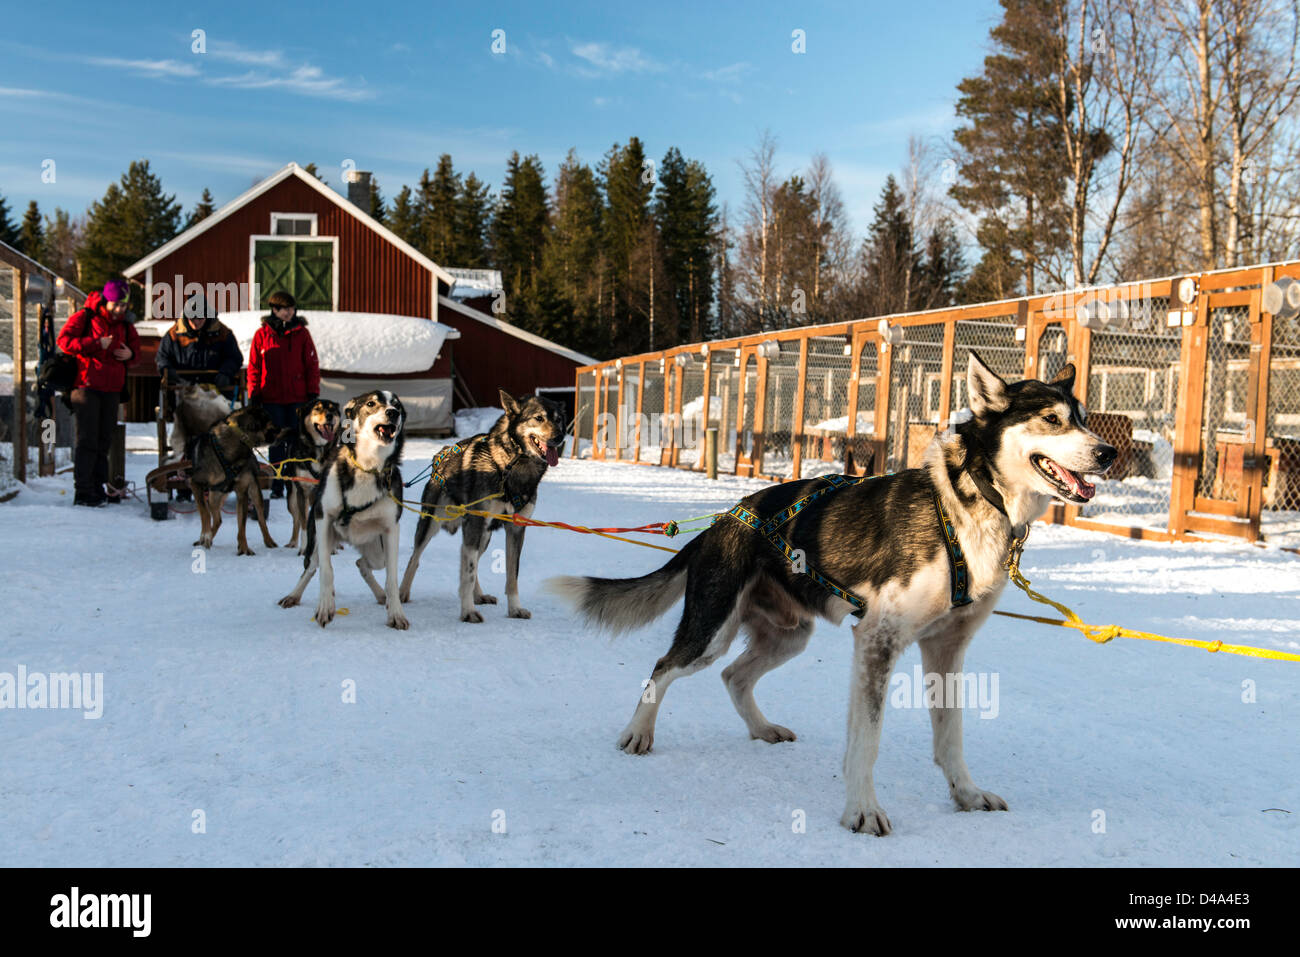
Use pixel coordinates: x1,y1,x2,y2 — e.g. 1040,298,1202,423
546,536,700,635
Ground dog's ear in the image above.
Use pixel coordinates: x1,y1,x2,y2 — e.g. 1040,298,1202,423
1050,362,1077,395
344,395,362,421
967,350,1010,417
296,403,311,425
498,389,520,415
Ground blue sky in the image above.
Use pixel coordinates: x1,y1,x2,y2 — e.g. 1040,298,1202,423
0,0,1000,243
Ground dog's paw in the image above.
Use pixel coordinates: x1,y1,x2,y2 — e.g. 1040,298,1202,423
278,594,299,608
461,610,484,623
193,537,212,549
398,586,412,603
315,598,336,627
508,606,531,619
617,726,654,755
751,723,796,743
474,594,498,605
952,786,1008,812
262,537,278,549
238,544,255,556
841,804,893,836
387,608,410,630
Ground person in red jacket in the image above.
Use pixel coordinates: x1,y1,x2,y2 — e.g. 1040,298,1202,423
57,279,141,506
247,290,320,498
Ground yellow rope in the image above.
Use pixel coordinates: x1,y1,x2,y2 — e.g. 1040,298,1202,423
995,553,1300,663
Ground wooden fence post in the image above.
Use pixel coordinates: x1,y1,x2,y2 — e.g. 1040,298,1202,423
1169,280,1209,537
11,265,26,484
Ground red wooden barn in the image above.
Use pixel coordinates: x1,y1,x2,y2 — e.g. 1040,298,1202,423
122,162,593,430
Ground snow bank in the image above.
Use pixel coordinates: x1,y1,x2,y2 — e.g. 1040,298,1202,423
157,312,454,375
808,412,875,433
454,406,504,438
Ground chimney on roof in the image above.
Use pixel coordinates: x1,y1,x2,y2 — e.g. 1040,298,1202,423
345,169,373,209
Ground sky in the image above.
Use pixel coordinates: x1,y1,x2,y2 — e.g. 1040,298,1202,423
0,0,1001,244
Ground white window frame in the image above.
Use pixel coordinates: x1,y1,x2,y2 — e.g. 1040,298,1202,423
270,212,318,237
249,234,340,311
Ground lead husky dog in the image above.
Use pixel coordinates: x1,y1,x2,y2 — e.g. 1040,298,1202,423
549,353,1116,835
278,390,409,630
399,390,566,622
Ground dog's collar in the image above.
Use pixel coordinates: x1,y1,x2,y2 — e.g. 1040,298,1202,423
342,445,394,482
959,432,1013,519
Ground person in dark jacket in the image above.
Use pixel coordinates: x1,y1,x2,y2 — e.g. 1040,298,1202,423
247,290,320,498
156,293,244,399
156,293,245,501
56,278,141,506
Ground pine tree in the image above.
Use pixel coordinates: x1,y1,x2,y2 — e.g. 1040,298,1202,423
538,150,604,354
19,201,43,258
600,138,655,353
859,175,919,317
454,172,492,267
950,0,1069,296
186,188,216,229
42,209,82,281
419,156,461,263
656,148,718,343
368,177,387,223
79,160,182,297
388,186,421,247
302,163,326,182
0,191,18,248
914,218,966,310
490,152,549,330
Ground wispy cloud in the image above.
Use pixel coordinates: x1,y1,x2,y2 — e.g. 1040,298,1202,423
87,57,200,78
570,41,663,75
201,41,371,100
206,64,371,101
702,62,753,84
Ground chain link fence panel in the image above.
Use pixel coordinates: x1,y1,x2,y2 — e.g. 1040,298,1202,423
709,349,738,473
639,364,665,463
1078,295,1179,529
1264,310,1300,545
1195,304,1251,508
850,338,880,473
675,356,706,468
759,340,801,478
884,324,944,472
799,334,852,479
951,317,1023,418
574,369,598,458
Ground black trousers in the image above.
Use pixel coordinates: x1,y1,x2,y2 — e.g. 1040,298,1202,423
70,388,119,499
263,401,302,495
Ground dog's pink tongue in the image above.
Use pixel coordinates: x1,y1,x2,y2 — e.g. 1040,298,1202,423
546,445,559,467
1050,459,1096,500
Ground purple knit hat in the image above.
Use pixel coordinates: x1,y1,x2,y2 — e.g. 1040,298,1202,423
102,279,130,302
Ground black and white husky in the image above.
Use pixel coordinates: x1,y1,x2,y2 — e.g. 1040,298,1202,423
549,352,1117,835
399,390,566,622
278,390,409,630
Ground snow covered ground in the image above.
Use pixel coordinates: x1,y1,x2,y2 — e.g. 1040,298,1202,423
1,423,1298,867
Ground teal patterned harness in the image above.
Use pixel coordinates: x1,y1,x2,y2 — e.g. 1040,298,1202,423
723,474,973,620
428,434,531,512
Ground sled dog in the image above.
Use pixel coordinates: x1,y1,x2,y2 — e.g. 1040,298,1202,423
283,398,342,554
188,403,286,555
549,353,1116,835
399,390,565,622
278,391,409,630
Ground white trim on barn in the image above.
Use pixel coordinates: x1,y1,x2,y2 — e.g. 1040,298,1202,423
437,295,598,366
248,234,341,311
269,212,319,236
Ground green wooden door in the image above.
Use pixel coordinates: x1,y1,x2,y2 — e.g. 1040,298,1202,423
254,240,334,310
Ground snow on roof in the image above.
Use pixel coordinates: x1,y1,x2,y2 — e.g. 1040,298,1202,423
447,268,504,300
139,311,460,375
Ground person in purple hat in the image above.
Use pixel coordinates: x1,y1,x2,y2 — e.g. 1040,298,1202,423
56,279,141,506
